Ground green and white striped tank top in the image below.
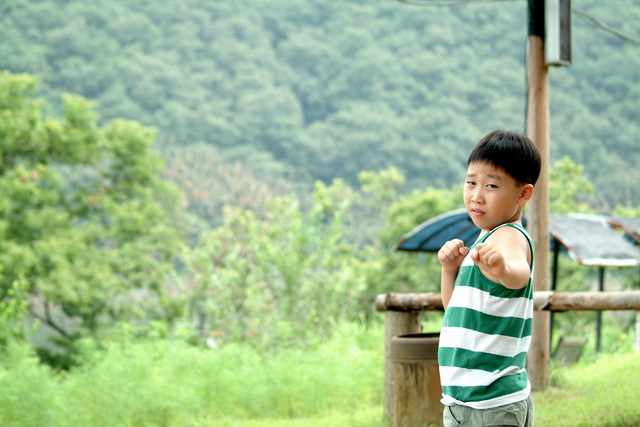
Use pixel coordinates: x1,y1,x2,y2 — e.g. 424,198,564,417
438,223,534,409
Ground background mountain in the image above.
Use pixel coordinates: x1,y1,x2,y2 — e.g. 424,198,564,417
1,0,638,211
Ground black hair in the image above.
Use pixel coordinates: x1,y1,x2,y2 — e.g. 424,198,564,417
468,130,541,186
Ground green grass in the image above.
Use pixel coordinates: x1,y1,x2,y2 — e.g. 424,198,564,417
535,352,640,427
0,322,639,426
189,408,385,427
220,352,640,427
0,322,385,426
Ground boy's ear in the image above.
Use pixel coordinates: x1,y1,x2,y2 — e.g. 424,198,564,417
518,184,535,206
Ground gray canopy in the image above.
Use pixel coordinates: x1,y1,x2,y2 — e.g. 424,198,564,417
549,214,640,267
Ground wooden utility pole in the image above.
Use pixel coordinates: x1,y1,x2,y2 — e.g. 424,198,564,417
526,0,550,391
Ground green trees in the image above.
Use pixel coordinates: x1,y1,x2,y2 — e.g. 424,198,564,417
182,175,386,348
0,72,184,360
0,0,637,207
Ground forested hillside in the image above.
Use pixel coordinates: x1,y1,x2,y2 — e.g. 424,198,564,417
1,0,638,209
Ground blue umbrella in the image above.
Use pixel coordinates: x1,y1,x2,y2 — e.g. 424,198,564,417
395,208,480,252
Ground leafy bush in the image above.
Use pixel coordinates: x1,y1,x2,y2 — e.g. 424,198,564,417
0,342,60,426
0,278,31,347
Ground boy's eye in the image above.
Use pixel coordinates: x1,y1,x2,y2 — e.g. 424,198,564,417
486,184,498,189
466,181,475,186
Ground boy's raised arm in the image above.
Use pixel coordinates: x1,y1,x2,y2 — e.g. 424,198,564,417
471,226,531,290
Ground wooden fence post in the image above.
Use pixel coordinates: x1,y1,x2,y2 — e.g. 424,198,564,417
383,310,422,425
390,333,443,427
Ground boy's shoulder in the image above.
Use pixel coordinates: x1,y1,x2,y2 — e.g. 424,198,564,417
483,223,534,267
483,222,530,244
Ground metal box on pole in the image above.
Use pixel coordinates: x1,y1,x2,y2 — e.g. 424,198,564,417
545,0,572,66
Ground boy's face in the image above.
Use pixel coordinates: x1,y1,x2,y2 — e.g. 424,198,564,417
463,161,532,232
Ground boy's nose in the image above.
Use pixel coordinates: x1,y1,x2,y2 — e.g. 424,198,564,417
471,189,484,203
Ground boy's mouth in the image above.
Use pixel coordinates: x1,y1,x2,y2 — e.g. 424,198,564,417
470,208,485,217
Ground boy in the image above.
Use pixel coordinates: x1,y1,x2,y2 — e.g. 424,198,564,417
437,130,541,426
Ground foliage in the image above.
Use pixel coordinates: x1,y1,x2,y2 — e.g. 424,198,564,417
182,179,368,348
368,185,463,296
0,342,61,426
0,322,384,426
162,142,294,230
613,205,640,218
0,278,31,348
0,0,637,208
549,156,596,214
380,185,461,248
0,72,186,363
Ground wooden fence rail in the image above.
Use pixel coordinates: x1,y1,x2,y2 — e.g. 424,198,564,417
376,290,640,313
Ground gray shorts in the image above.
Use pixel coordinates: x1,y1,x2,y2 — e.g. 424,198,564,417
443,394,534,427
